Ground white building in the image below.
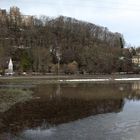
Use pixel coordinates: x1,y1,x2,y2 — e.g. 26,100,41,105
132,53,140,67
5,58,14,75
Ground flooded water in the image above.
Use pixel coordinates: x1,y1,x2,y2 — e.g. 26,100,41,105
0,82,140,140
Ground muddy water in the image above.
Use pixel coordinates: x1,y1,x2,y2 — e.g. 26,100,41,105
0,82,140,140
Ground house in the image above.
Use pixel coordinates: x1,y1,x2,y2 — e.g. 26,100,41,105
132,53,140,67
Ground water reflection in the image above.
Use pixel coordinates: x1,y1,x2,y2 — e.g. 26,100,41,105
1,82,140,139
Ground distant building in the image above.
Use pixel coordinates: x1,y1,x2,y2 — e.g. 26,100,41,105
9,6,21,25
10,6,20,17
21,15,34,26
0,9,6,16
5,58,14,75
0,9,7,22
132,53,140,66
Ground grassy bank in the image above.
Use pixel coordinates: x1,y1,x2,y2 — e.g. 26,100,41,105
0,88,33,113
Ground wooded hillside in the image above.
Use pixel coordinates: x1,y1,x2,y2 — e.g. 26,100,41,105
0,6,128,74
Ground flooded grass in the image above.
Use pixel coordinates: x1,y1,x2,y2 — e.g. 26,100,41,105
0,88,33,113
0,74,140,85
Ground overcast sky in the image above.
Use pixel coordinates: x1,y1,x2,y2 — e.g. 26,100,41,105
1,0,140,46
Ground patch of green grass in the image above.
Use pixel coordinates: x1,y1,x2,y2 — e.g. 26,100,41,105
0,88,33,112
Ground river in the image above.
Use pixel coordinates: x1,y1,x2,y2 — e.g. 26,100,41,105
0,82,140,140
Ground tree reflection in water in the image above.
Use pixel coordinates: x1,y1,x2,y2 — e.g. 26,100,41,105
1,82,140,136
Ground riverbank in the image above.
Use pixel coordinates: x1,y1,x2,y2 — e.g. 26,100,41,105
0,74,140,84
